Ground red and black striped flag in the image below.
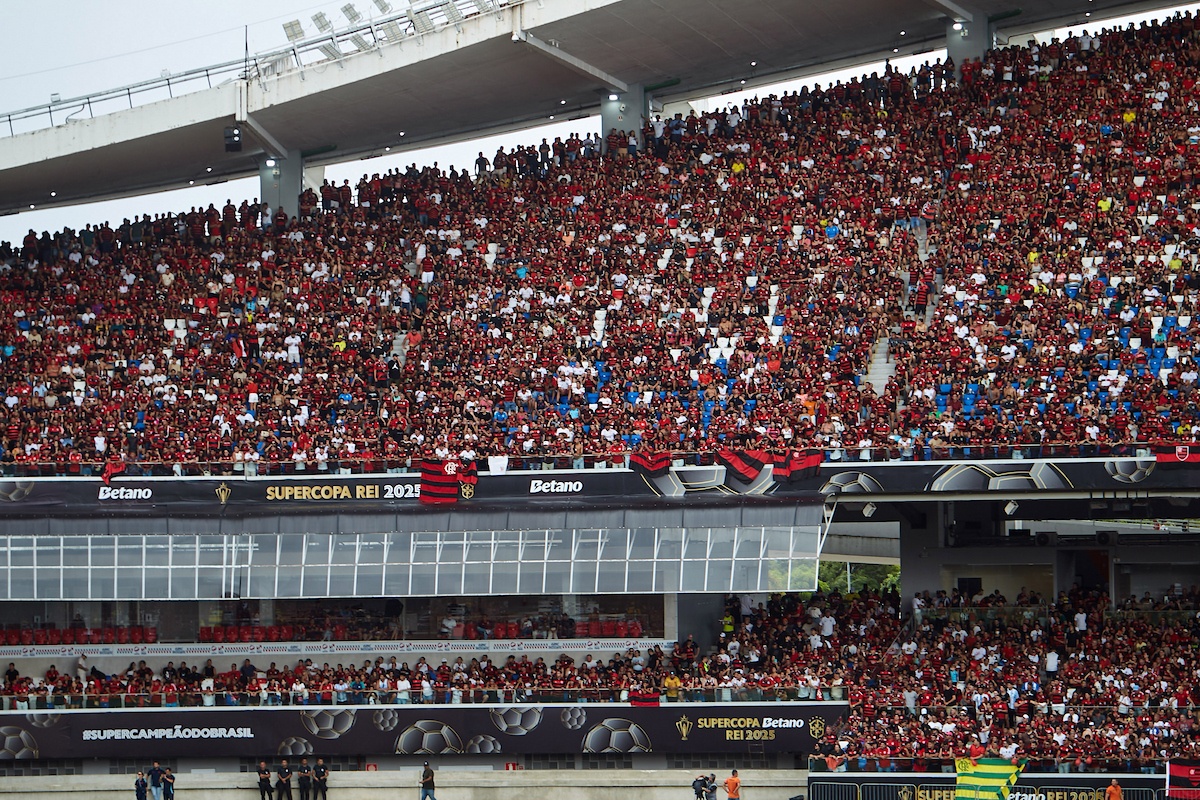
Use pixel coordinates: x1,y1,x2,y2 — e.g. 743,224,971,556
630,451,672,479
419,459,476,504
1156,443,1200,464
101,459,126,486
773,448,823,483
1168,760,1200,799
716,449,770,484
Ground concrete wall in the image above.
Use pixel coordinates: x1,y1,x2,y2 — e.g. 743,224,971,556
0,769,808,800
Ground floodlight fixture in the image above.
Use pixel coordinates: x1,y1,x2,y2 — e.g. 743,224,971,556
312,12,334,32
343,4,363,23
1004,500,1019,516
862,502,877,518
283,20,306,42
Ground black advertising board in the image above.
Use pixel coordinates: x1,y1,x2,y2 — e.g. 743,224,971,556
809,772,1167,800
0,702,847,759
0,455,1191,517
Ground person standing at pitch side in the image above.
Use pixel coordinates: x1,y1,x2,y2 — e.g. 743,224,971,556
724,769,741,800
135,771,149,800
257,762,274,800
297,758,313,800
148,761,165,800
419,761,436,800
312,758,329,800
276,759,294,800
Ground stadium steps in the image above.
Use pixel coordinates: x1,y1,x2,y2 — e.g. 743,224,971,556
391,331,410,366
862,335,895,395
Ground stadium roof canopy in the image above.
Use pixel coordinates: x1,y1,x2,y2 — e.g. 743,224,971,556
0,0,1177,214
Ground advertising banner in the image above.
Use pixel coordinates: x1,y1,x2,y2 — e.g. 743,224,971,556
809,773,1166,800
0,702,846,759
0,455,1191,517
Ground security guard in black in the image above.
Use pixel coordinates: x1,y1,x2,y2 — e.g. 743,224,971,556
257,762,274,800
297,759,313,800
312,760,329,800
276,760,294,800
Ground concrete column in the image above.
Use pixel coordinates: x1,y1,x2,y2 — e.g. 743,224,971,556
946,17,991,78
898,505,944,603
599,83,645,154
258,148,304,218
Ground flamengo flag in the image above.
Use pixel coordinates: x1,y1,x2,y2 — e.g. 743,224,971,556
773,448,823,483
630,451,672,479
1168,760,1200,799
101,460,126,486
716,449,771,484
418,459,477,505
955,757,1026,800
1156,444,1200,464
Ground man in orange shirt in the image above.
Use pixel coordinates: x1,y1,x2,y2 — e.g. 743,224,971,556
1105,780,1122,800
724,770,741,800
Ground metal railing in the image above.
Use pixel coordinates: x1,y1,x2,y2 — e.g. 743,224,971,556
1,0,522,138
0,445,1177,480
0,686,847,710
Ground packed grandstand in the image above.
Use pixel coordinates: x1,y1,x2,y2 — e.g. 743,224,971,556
5,15,1200,474
4,586,1200,771
5,8,1200,775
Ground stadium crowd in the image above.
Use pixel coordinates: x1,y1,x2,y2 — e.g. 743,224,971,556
3,584,1200,771
6,15,1200,473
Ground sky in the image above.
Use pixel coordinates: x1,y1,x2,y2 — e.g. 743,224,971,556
0,0,1196,242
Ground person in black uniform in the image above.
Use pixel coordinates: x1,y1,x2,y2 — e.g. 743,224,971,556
312,759,329,800
257,761,274,800
162,768,176,800
277,759,294,800
135,771,149,800
297,758,312,800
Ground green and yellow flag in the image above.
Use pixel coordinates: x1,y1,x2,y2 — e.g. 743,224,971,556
955,758,1026,800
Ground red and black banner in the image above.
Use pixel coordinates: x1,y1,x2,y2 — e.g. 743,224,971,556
1156,443,1200,464
773,449,823,483
630,452,672,479
418,459,475,505
716,449,771,484
1168,760,1200,798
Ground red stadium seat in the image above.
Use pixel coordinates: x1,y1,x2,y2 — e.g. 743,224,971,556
212,627,225,643
33,629,47,645
47,628,61,645
492,622,507,640
266,625,279,642
199,626,212,642
252,626,265,642
104,627,116,644
601,620,617,637
279,625,294,641
615,621,628,638
238,627,251,643
130,626,144,644
575,621,588,638
144,627,157,644
506,622,519,639
588,621,602,637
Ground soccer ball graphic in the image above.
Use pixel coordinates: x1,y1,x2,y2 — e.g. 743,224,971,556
278,736,314,757
1104,458,1155,484
465,734,502,754
372,709,400,732
560,707,587,731
489,706,542,735
300,708,357,740
820,471,884,496
0,726,38,759
581,718,652,753
24,713,60,729
928,462,1070,492
0,481,33,502
395,720,463,754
